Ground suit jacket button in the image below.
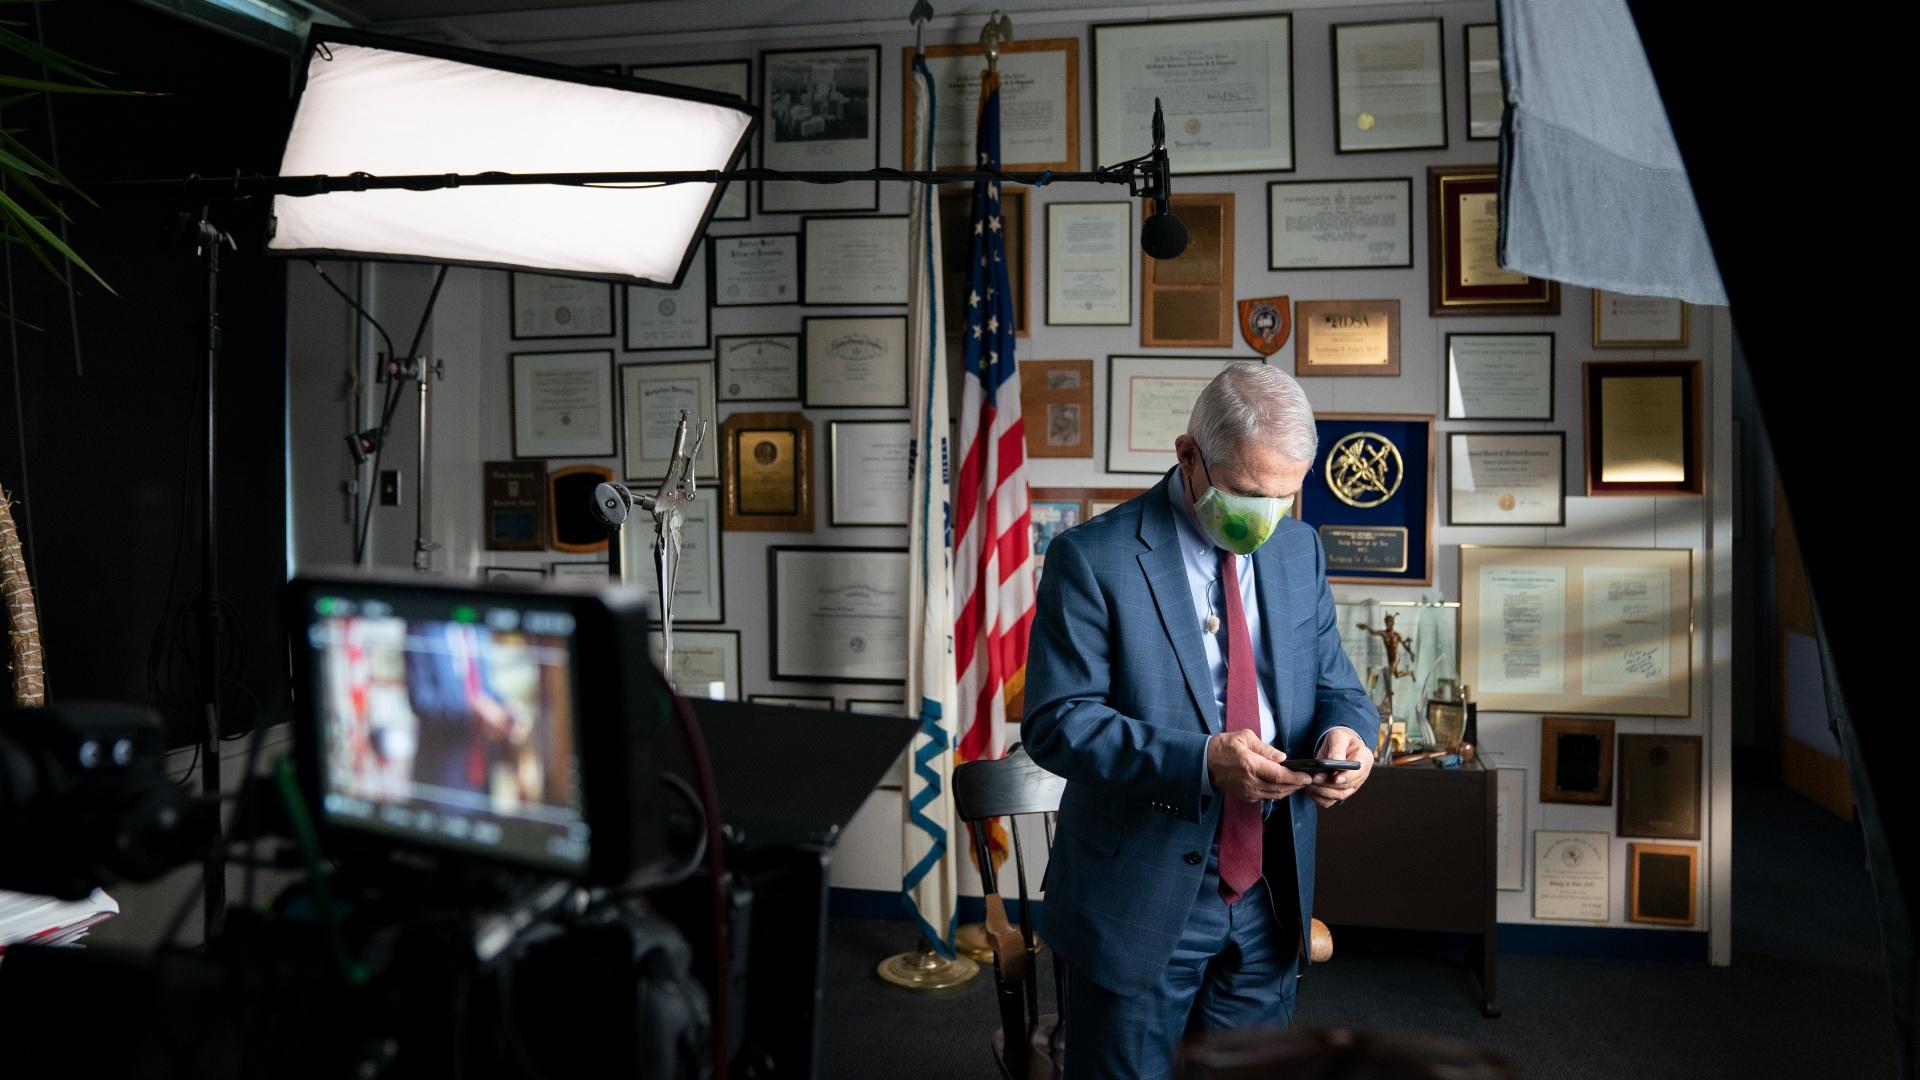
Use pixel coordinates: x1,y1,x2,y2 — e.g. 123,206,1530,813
1184,851,1202,866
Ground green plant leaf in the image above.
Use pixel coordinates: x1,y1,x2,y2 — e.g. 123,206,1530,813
0,74,141,95
0,188,112,293
0,28,113,85
0,145,46,180
5,168,73,225
0,128,94,208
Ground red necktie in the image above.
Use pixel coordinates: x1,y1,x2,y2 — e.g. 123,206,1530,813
1218,549,1261,904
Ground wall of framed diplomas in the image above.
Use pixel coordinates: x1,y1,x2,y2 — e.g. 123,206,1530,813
284,0,1735,962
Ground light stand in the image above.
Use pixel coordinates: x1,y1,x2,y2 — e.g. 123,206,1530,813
190,206,234,943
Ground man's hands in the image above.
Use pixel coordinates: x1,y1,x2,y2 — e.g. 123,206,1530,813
1305,727,1375,808
1207,729,1318,803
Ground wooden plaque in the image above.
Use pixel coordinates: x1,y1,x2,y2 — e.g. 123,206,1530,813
1142,192,1234,348
1582,360,1705,497
1295,299,1401,377
1617,733,1702,840
720,411,813,532
1540,716,1615,805
1020,359,1093,458
484,460,547,551
547,464,612,555
1627,842,1698,926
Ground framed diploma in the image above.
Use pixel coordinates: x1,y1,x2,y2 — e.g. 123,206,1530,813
769,546,910,683
510,351,616,459
548,464,612,555
1533,830,1610,922
1302,413,1435,585
1092,14,1294,175
652,628,740,700
802,316,909,408
1464,24,1502,141
549,561,609,580
802,215,910,306
1446,333,1554,420
1020,359,1094,458
1617,733,1702,840
1495,767,1526,891
720,411,813,532
828,419,911,527
482,566,543,584
760,46,880,214
1447,432,1566,526
621,361,718,481
1105,355,1231,473
1294,299,1400,376
1046,202,1131,326
903,38,1079,172
711,234,800,308
1142,192,1234,348
1459,545,1694,717
1627,842,1698,926
621,486,725,623
1582,360,1703,496
483,460,547,551
1266,178,1412,270
624,242,709,352
1592,290,1691,348
1428,166,1559,316
1540,715,1615,805
511,274,614,340
942,187,1030,338
749,694,833,709
1332,18,1447,154
716,334,801,402
629,59,751,220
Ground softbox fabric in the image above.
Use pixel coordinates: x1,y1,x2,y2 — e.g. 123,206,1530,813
1496,0,1727,306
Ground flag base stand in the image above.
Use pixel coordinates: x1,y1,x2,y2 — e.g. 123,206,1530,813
877,935,980,991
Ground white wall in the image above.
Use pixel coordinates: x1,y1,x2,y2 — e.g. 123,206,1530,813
289,0,1735,960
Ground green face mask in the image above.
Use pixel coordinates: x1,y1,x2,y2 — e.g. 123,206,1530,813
1187,454,1294,556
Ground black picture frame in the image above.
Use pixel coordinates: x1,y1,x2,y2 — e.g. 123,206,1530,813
801,315,909,409
1331,17,1449,155
710,232,803,307
1463,23,1502,142
509,350,618,460
1444,332,1556,421
759,44,882,215
827,419,911,527
508,273,616,341
1265,177,1414,271
1446,431,1567,527
1090,14,1297,176
801,214,912,306
622,243,711,352
716,334,803,403
768,545,909,684
1044,201,1132,326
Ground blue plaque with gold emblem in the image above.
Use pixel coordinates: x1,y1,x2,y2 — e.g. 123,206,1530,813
1300,412,1434,585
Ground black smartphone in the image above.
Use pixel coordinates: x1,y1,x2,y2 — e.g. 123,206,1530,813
1282,758,1363,774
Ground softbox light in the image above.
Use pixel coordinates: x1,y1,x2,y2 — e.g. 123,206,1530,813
268,28,755,287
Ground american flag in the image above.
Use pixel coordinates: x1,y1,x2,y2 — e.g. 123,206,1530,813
953,71,1034,780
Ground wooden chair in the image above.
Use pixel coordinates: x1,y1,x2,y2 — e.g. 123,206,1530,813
952,743,1067,1080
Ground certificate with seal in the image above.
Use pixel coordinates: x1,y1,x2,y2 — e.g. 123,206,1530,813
770,546,909,683
620,361,717,481
1533,831,1610,922
1092,14,1294,175
1046,202,1131,326
828,420,910,526
624,243,709,351
720,411,813,532
1105,355,1230,473
716,334,800,402
1448,432,1565,526
802,216,910,306
1446,333,1554,420
511,274,614,339
802,316,908,408
1332,18,1447,153
510,350,615,458
1266,178,1413,270
711,234,800,307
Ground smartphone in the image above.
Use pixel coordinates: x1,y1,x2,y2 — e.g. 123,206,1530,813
1282,758,1363,774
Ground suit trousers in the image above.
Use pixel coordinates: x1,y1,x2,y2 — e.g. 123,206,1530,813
1062,844,1299,1080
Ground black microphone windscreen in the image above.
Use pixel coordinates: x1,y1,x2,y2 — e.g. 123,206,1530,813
1141,212,1189,261
592,481,633,526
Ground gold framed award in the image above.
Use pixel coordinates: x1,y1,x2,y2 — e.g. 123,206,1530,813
720,411,813,532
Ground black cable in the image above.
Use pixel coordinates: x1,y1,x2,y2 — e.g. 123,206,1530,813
348,264,447,565
665,681,730,1079
308,260,396,361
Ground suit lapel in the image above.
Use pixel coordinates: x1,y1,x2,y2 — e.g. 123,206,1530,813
1254,527,1301,745
1139,472,1222,734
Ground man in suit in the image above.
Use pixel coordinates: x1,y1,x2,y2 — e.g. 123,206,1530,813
1023,361,1377,1078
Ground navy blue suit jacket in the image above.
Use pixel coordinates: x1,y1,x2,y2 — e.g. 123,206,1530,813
1021,470,1376,997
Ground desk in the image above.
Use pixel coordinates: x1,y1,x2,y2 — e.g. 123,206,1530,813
1307,760,1500,1017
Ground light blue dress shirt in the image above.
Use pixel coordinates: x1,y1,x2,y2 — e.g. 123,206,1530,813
1167,478,1278,745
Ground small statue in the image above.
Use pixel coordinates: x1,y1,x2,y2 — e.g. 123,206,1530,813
1358,612,1417,726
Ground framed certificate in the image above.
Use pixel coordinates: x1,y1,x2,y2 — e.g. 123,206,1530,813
1464,24,1502,141
769,546,909,683
1618,733,1702,840
511,274,614,339
549,561,609,580
803,215,910,306
1266,178,1413,270
621,486,725,623
652,628,740,700
1020,359,1093,459
1447,432,1566,526
1333,18,1447,153
1428,166,1559,315
483,460,547,551
1533,831,1610,923
711,234,801,308
1445,333,1554,420
1593,290,1691,348
1092,14,1294,175
1142,192,1234,348
624,243,709,352
1540,715,1615,805
760,46,880,214
1460,545,1694,717
828,419,911,527
1582,360,1703,496
510,350,616,459
1294,299,1400,376
716,334,801,402
1627,843,1698,926
903,38,1079,172
1046,202,1131,326
942,187,1030,338
1105,355,1231,473
630,59,751,221
802,316,908,408
720,411,813,532
620,361,718,482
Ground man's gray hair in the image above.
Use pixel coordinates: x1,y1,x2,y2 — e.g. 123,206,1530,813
1185,361,1318,468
